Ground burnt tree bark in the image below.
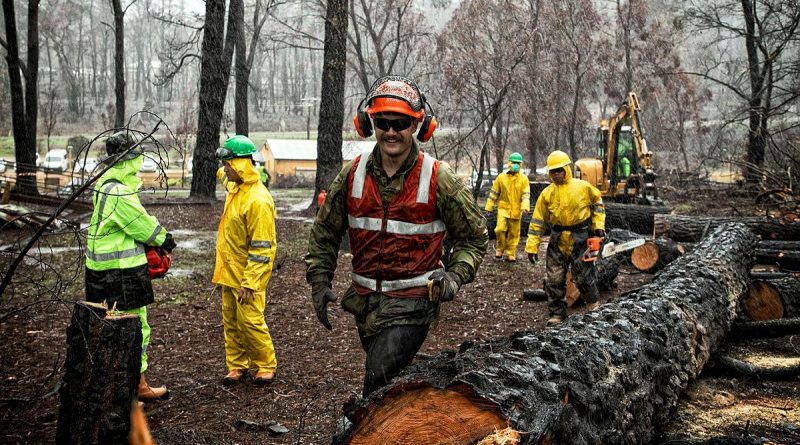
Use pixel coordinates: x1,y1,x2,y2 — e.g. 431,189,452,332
56,302,141,445
631,238,685,273
604,203,670,235
741,278,800,321
313,0,348,209
335,224,756,445
654,214,800,242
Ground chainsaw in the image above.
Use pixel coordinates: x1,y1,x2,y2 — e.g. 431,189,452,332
582,237,646,262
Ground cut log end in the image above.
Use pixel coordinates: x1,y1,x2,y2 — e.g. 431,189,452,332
631,242,659,271
347,386,507,445
743,280,784,321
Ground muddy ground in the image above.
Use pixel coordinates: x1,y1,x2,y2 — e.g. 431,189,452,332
0,183,798,444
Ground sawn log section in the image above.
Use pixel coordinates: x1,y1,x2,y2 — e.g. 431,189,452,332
335,224,756,445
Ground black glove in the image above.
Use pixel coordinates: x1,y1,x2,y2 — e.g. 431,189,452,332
528,253,538,265
594,229,606,239
428,270,460,303
161,233,177,253
311,283,338,330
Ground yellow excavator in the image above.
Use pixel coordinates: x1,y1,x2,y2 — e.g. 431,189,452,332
574,92,661,205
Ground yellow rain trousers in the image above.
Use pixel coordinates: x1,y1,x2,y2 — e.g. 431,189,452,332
213,157,278,373
485,171,530,259
525,165,605,256
220,286,276,372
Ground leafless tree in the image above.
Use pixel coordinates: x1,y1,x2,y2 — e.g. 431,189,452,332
313,0,348,207
1,0,40,194
682,0,800,184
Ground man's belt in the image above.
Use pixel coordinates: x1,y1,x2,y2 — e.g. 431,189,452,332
551,219,590,232
351,269,444,293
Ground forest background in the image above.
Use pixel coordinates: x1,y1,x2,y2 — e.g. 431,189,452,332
1,0,798,200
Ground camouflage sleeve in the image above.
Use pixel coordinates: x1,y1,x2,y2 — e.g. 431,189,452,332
304,161,354,287
436,162,488,285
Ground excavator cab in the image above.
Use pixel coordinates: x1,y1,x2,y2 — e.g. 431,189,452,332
575,92,662,206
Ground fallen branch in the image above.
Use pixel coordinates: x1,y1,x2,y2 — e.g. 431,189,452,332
730,318,800,339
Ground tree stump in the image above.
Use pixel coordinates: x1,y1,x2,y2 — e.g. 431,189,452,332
334,224,757,445
56,301,142,445
654,214,800,242
631,238,685,273
565,255,622,307
741,277,800,321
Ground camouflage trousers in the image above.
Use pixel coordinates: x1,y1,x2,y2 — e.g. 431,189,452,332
544,233,598,318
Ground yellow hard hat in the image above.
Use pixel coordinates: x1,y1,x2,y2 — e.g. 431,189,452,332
546,150,571,171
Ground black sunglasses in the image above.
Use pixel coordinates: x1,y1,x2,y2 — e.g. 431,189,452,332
373,117,413,132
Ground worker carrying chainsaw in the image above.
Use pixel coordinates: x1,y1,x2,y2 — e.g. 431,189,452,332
85,131,177,401
525,150,606,326
485,152,531,262
305,75,488,397
213,135,279,386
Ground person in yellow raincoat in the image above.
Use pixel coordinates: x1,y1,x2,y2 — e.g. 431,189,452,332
485,152,530,262
212,135,279,385
525,150,606,326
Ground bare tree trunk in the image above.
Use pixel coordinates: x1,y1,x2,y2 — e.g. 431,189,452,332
111,0,125,127
741,0,767,184
191,0,238,200
233,0,248,135
313,0,348,208
2,0,39,195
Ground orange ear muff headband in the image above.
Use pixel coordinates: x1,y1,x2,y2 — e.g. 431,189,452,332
353,75,439,142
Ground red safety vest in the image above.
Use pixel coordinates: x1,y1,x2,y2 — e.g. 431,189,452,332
346,151,445,297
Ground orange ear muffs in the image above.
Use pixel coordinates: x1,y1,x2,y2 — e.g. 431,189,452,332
354,98,373,138
416,115,437,142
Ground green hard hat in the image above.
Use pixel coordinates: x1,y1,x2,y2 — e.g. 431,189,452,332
223,135,257,157
508,152,524,163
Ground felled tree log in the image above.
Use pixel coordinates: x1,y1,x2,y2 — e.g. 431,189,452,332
654,214,800,242
754,241,800,271
706,355,800,381
741,278,800,320
335,224,756,445
487,203,668,240
730,318,800,339
521,288,547,301
604,202,670,235
631,238,685,273
56,302,142,445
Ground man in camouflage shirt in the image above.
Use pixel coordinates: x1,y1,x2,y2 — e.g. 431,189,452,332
305,75,487,396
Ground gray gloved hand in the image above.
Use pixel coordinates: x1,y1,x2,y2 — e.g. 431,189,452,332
427,270,461,303
311,283,337,330
528,253,538,265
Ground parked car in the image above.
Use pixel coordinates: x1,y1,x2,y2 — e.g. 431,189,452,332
0,159,6,174
43,149,69,172
73,157,99,174
139,156,158,173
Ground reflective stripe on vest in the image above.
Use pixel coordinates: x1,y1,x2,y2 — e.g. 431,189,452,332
86,245,145,262
351,268,443,293
351,152,436,204
347,215,446,235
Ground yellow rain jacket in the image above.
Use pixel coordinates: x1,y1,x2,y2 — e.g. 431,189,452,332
485,171,531,219
525,164,605,255
213,158,277,291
